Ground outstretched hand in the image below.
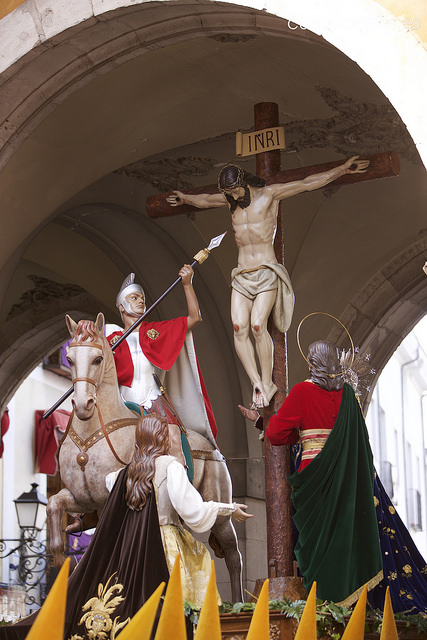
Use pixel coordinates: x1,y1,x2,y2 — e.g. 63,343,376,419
232,503,254,522
238,404,259,422
345,155,370,174
167,190,185,206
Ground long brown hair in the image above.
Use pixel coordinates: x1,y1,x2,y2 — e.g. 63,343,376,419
125,413,170,511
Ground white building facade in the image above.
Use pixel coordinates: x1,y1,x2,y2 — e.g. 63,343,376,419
366,322,427,558
0,359,72,618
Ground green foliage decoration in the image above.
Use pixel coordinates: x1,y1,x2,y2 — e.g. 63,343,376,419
183,597,427,638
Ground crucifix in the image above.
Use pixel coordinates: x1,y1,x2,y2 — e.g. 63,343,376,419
146,102,399,594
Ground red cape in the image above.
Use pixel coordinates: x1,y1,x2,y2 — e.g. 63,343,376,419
107,317,187,388
107,318,217,440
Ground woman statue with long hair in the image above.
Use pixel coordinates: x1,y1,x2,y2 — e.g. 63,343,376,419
63,413,251,638
0,414,251,640
119,415,251,608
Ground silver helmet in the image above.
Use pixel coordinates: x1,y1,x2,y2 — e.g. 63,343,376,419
116,273,145,317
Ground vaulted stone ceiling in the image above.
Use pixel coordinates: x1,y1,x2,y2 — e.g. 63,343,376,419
0,3,426,458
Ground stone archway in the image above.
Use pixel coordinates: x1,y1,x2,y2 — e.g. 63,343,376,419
330,233,427,411
0,0,425,427
0,284,114,410
0,2,425,378
0,1,425,600
1,0,426,170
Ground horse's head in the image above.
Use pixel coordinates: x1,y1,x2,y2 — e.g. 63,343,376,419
65,313,107,420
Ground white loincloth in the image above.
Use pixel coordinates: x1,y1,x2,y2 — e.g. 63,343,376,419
231,262,295,333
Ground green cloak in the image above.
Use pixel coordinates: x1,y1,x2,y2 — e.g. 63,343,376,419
288,383,383,605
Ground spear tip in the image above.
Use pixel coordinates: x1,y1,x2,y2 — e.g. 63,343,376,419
207,231,227,251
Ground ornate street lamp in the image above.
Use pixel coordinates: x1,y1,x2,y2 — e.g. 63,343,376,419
9,484,49,611
0,484,84,618
13,483,48,534
0,484,49,619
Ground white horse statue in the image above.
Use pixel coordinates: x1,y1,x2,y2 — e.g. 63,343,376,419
47,313,244,601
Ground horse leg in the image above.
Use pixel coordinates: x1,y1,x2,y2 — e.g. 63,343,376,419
210,515,243,602
192,454,244,601
47,488,89,568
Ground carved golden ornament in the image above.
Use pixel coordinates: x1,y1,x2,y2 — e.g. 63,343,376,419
270,623,281,640
146,328,160,340
69,574,130,640
193,248,210,264
109,335,120,346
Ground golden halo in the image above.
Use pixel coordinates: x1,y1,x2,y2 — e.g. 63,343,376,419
296,312,355,379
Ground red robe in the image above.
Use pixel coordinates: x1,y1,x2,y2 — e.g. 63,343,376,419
266,381,343,471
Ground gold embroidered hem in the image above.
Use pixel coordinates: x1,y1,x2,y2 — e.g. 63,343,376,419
160,523,220,608
337,569,384,608
67,573,130,639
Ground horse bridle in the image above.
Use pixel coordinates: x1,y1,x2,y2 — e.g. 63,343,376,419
69,340,103,389
72,377,99,388
63,340,130,470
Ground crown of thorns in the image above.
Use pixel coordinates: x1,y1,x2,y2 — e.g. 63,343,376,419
217,165,245,193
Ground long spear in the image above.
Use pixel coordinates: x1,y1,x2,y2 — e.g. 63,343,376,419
42,232,226,420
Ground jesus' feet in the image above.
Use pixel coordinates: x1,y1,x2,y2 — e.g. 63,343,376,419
252,380,278,407
252,382,269,408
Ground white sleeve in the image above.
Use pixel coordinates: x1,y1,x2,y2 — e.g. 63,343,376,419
166,460,235,533
105,469,121,492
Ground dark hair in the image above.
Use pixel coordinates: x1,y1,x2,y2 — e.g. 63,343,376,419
218,165,266,191
307,340,344,391
125,413,170,510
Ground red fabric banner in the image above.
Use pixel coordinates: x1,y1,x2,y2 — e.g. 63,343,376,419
34,409,70,475
0,409,9,458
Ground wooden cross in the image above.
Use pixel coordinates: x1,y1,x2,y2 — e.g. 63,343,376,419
146,103,399,590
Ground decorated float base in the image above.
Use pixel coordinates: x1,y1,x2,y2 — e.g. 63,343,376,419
217,576,424,640
220,611,296,639
219,612,422,640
